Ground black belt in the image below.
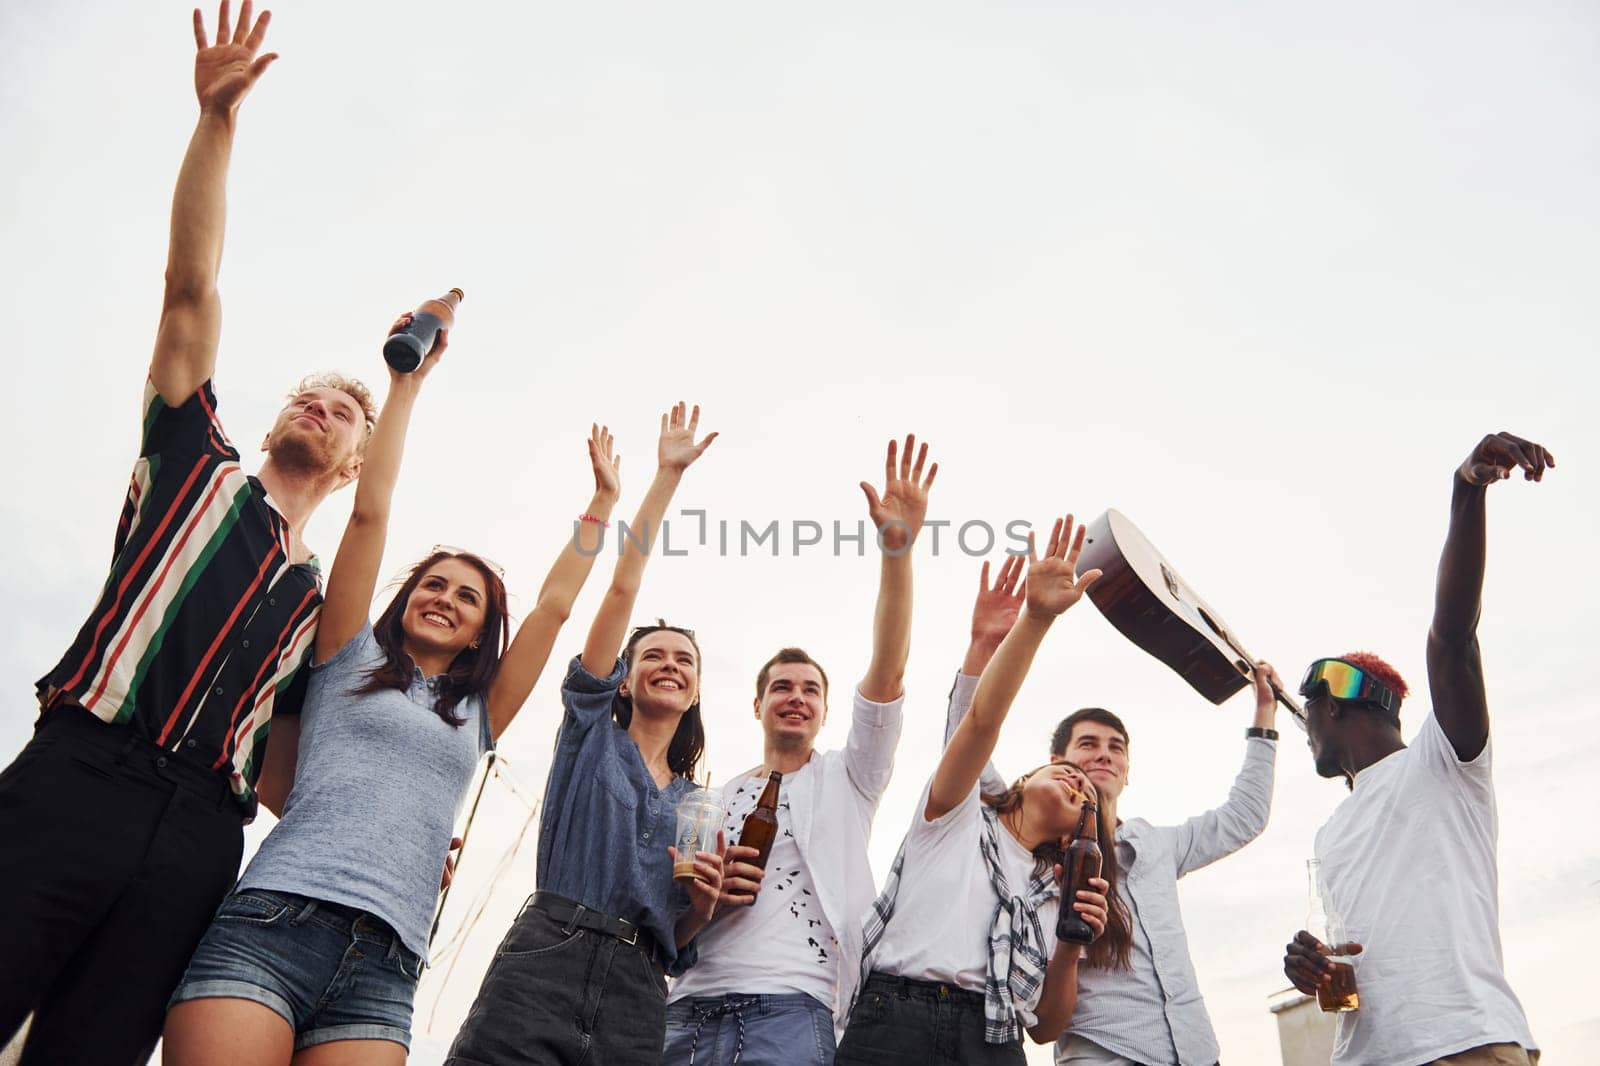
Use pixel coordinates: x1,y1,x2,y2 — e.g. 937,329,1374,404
528,891,662,958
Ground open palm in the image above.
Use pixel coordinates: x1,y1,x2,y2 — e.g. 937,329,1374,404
192,1,278,114
1025,515,1101,618
588,423,622,500
657,401,718,472
861,434,938,554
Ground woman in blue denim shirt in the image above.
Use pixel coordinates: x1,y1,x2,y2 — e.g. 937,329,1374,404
165,320,625,1066
447,401,726,1066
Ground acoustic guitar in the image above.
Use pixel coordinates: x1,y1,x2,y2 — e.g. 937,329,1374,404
1078,509,1304,724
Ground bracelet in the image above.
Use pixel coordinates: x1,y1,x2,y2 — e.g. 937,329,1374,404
578,513,610,528
1246,726,1279,741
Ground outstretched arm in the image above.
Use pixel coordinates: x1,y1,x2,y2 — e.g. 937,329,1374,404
150,2,278,407
579,402,717,676
312,318,445,664
486,425,622,737
858,434,937,702
928,516,1100,820
1426,432,1554,761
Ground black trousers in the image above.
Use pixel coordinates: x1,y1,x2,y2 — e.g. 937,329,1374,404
446,898,669,1066
0,707,244,1066
836,972,1027,1066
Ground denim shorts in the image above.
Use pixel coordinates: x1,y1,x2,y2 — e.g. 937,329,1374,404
169,888,425,1050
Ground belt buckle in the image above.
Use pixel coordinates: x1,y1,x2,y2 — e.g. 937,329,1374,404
617,922,639,946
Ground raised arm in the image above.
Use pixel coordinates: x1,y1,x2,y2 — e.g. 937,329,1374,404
1170,663,1281,876
962,555,1025,678
579,402,717,676
941,557,1024,796
150,2,279,407
485,425,622,737
312,318,446,664
858,434,937,702
1426,432,1554,761
928,516,1100,820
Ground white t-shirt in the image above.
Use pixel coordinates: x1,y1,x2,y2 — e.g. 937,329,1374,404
669,762,840,1006
1315,712,1536,1066
870,783,1059,1026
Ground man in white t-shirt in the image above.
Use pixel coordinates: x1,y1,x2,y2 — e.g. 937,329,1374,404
944,555,1282,1066
1283,430,1552,1066
661,436,937,1066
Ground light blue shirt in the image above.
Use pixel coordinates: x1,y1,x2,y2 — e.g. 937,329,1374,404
537,656,697,973
1064,740,1274,1066
240,624,490,958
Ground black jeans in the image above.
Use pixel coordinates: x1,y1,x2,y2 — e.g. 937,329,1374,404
0,707,244,1066
836,972,1027,1066
446,896,669,1066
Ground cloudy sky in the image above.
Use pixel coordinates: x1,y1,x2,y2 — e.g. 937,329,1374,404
2,2,1594,1063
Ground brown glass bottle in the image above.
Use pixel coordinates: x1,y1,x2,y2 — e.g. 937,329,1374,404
1056,801,1102,944
738,771,782,869
383,288,463,372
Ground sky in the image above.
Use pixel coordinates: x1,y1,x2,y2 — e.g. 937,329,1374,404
2,2,1596,1063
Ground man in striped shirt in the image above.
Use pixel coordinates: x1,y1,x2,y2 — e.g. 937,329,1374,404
0,7,375,1064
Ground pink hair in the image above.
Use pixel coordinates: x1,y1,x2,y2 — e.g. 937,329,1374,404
1339,651,1409,702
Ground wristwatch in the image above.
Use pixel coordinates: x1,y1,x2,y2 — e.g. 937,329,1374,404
1246,726,1279,741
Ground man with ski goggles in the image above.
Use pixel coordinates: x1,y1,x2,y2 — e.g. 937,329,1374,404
1283,431,1552,1066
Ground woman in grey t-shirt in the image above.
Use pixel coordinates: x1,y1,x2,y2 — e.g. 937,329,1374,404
164,331,625,1063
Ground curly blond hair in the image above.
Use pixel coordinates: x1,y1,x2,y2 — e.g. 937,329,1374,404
290,373,379,448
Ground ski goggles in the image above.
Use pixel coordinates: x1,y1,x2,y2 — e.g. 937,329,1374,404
1298,658,1400,716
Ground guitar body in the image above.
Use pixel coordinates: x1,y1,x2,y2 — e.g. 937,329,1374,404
1079,510,1253,705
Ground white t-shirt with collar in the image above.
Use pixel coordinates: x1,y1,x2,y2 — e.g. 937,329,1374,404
1315,711,1536,1066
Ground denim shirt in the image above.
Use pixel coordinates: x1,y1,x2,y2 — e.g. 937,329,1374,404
537,655,697,973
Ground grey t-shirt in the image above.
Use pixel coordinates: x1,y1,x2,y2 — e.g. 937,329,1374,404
239,624,490,957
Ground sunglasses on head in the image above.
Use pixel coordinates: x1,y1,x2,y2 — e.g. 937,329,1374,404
1298,658,1400,716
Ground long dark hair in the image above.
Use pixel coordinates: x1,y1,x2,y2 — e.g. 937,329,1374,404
355,549,510,726
612,621,705,779
983,761,1133,970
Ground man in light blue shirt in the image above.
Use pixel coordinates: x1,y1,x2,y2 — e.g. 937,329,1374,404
944,556,1281,1066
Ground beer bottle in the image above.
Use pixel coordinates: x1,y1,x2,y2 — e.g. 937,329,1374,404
383,288,464,372
738,771,782,870
1055,801,1102,944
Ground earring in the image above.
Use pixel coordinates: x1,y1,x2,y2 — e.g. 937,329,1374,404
470,639,481,650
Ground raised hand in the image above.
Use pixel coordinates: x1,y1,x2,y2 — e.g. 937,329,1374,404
1023,515,1102,619
384,311,448,382
861,434,938,554
192,1,278,115
972,555,1025,649
588,423,621,502
657,401,718,473
1458,431,1555,486
1251,660,1284,725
